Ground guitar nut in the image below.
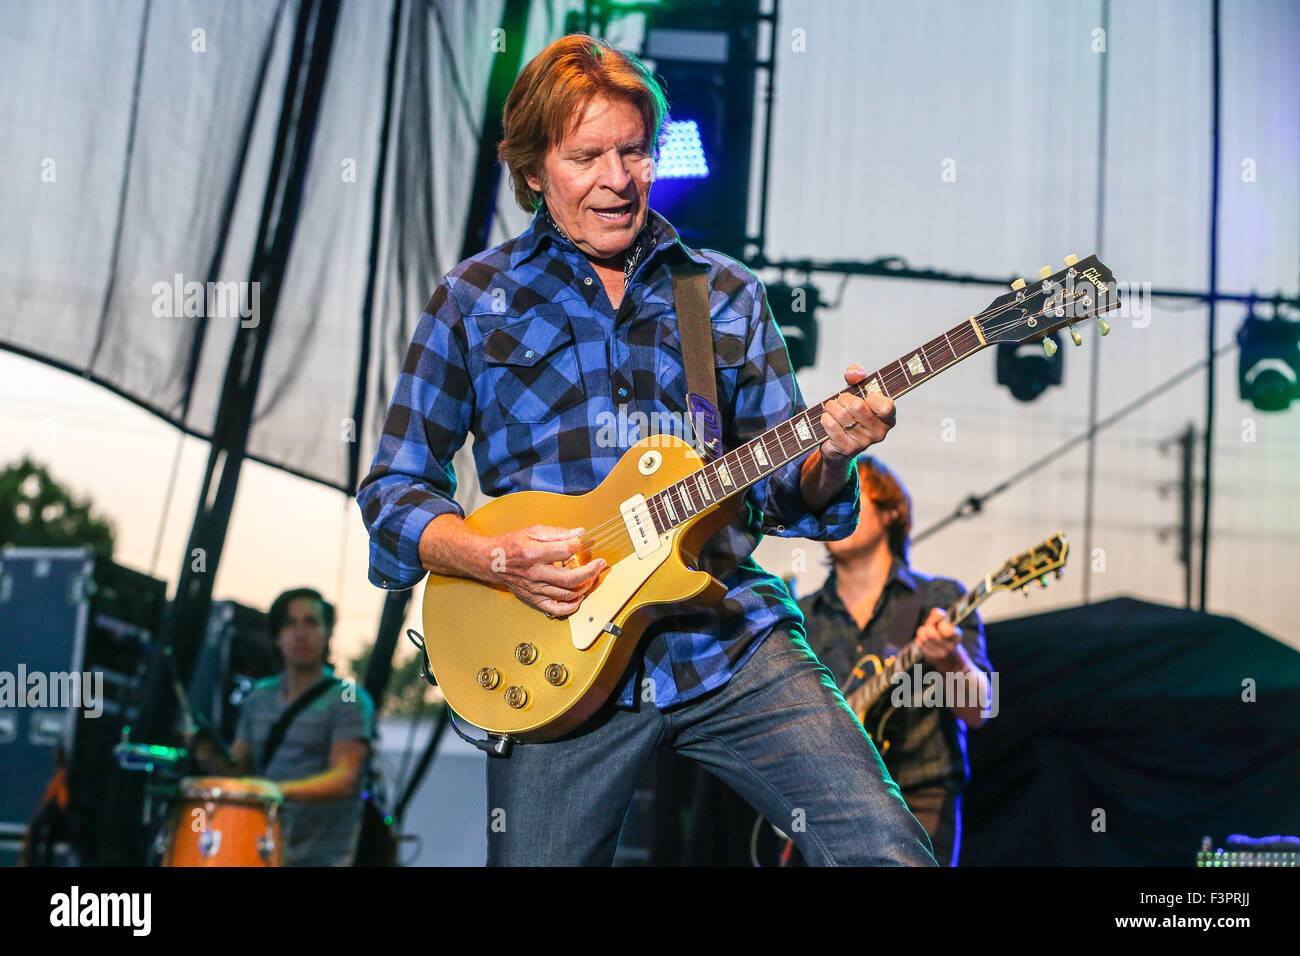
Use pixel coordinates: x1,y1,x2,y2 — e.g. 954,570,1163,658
515,643,538,665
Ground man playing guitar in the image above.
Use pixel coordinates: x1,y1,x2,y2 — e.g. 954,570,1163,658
800,457,993,865
357,34,935,866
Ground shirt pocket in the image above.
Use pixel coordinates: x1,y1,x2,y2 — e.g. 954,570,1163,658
657,311,750,410
480,305,586,424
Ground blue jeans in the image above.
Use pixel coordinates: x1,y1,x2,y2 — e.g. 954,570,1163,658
485,629,937,866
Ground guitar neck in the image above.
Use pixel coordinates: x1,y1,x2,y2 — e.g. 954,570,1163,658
647,318,987,530
843,574,993,718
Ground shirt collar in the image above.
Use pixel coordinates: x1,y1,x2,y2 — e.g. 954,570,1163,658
815,554,917,616
508,206,708,271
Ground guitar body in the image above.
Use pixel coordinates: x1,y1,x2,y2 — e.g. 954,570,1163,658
421,435,740,742
843,652,898,755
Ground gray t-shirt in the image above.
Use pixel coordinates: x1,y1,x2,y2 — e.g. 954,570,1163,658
234,668,375,866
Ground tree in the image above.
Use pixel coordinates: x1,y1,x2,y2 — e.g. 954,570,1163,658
0,457,114,556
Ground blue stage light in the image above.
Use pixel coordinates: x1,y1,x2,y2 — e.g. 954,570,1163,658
656,119,710,180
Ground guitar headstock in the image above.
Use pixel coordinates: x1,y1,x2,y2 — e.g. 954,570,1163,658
990,533,1070,594
975,255,1119,356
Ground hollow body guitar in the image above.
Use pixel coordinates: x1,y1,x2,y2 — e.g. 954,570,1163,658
846,532,1070,754
421,256,1117,743
753,532,1070,867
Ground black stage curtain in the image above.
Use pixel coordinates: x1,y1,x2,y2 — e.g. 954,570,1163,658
964,597,1300,866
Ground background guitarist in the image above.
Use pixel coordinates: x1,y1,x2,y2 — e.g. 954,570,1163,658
800,456,992,866
357,34,935,866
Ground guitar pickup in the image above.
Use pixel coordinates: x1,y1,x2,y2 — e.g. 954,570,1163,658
619,494,661,559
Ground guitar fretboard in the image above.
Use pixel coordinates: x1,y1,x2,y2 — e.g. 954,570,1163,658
643,319,986,532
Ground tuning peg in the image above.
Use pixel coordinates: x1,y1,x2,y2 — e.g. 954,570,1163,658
1069,325,1083,346
1011,278,1027,291
1056,569,1064,578
1038,266,1053,279
1042,338,1058,357
1097,317,1111,336
1038,576,1048,588
1064,254,1079,267
1023,588,1030,598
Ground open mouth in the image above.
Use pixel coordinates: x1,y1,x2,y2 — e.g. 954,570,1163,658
591,203,633,224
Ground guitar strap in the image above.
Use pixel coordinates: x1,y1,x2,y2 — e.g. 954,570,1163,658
669,261,724,461
260,676,339,770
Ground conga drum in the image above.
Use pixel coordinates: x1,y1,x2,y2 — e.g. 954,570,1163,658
162,777,283,867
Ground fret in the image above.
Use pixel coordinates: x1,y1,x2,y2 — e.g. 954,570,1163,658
941,329,958,363
648,310,997,534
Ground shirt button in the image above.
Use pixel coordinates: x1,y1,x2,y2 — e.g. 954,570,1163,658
524,349,535,359
617,387,628,398
583,276,593,286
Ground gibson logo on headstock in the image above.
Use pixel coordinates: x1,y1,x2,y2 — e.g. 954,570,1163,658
1081,266,1104,286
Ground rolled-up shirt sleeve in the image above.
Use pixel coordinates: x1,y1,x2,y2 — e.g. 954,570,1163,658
356,282,474,590
730,282,860,542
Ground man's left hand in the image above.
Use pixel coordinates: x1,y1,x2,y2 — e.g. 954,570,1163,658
819,365,897,464
915,607,962,663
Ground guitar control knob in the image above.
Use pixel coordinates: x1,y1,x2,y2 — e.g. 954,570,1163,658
504,685,528,709
544,663,568,686
514,642,538,665
477,667,500,690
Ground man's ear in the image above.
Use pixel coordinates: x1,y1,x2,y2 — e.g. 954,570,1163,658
525,168,545,195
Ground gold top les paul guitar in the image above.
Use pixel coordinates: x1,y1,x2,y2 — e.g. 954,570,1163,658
421,255,1119,742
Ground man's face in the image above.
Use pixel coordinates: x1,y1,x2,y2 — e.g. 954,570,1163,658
278,597,329,668
526,94,654,260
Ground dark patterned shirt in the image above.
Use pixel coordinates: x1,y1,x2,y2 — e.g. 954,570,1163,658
800,559,991,789
357,209,860,709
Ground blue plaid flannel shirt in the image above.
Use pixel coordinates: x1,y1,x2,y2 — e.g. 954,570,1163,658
357,208,860,709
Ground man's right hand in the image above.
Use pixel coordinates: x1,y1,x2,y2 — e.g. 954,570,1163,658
484,525,607,617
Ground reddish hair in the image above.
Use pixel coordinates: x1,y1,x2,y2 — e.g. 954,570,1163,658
498,34,668,212
858,456,913,562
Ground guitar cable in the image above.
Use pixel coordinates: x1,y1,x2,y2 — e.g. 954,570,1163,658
406,629,514,758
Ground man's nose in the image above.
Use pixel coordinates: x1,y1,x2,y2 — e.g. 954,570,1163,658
596,149,631,190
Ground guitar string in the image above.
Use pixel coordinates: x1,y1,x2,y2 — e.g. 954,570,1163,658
564,293,1106,559
566,310,1094,564
558,283,1109,559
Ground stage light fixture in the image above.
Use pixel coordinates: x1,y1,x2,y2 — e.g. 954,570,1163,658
656,120,710,180
1237,305,1300,412
996,337,1064,403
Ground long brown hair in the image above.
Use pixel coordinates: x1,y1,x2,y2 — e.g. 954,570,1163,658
497,34,668,212
858,456,912,562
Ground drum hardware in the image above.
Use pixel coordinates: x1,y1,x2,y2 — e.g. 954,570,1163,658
198,829,222,859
